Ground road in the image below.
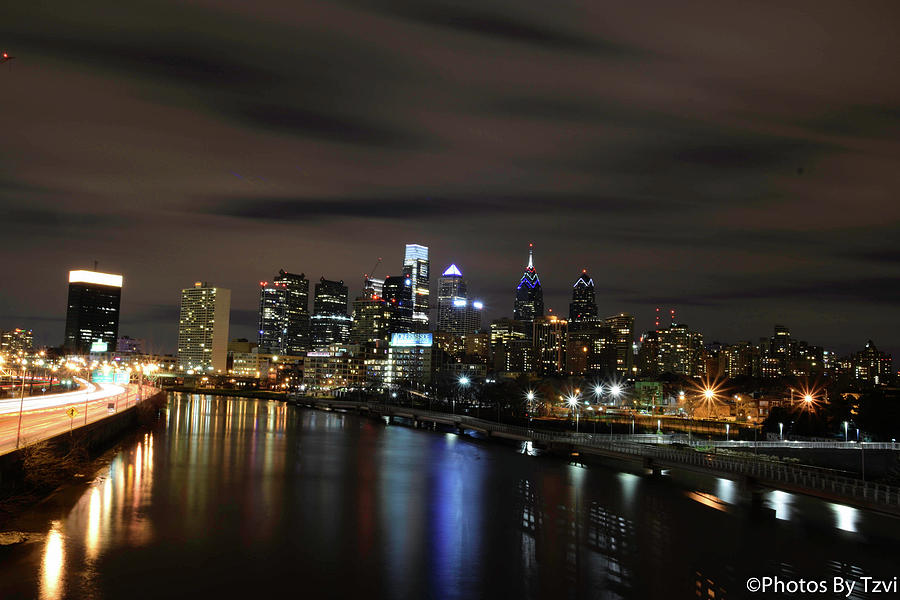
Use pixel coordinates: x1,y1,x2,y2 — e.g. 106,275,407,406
0,378,138,456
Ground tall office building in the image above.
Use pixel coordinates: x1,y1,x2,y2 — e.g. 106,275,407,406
177,282,231,372
64,269,123,353
382,271,414,334
310,278,351,348
605,313,635,378
566,320,615,376
514,244,544,326
258,270,309,355
350,293,392,344
656,322,703,376
403,244,430,327
437,264,485,335
533,315,567,375
569,270,598,321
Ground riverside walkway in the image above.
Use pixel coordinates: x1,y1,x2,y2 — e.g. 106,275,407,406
297,398,900,515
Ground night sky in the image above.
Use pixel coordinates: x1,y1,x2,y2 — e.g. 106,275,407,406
1,0,898,356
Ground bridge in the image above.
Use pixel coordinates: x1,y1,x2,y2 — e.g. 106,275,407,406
297,398,900,515
0,379,157,455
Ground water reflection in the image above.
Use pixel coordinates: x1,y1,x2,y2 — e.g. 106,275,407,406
39,521,64,600
3,394,899,600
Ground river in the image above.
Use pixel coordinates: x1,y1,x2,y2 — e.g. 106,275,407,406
0,393,898,599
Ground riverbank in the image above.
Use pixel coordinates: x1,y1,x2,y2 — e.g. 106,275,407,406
0,390,167,529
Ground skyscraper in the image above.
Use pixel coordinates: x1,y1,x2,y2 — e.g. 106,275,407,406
569,270,598,321
605,313,635,377
436,263,483,335
310,278,351,348
257,270,310,356
64,269,123,353
382,271,414,334
178,281,231,372
514,244,544,326
403,243,430,327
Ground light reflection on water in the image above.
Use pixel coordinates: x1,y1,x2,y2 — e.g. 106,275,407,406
3,394,899,600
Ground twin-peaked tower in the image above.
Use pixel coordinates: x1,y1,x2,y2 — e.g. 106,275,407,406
569,269,598,321
513,244,544,324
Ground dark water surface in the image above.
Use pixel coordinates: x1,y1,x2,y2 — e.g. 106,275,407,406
1,394,898,599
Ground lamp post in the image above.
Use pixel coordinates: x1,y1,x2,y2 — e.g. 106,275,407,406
14,360,28,449
843,420,849,442
566,394,580,433
779,422,784,441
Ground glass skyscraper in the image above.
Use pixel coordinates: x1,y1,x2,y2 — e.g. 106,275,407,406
403,244,430,328
257,270,309,355
382,271,414,334
569,270,598,321
310,278,351,349
513,244,544,326
437,263,483,335
64,270,123,353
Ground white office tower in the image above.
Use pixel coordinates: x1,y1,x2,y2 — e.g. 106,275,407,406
403,243,430,327
437,264,483,335
177,282,231,373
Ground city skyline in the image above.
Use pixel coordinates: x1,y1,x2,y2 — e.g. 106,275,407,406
1,243,896,359
1,0,899,356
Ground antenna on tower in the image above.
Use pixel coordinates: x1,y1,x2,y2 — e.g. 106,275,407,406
655,307,660,329
670,308,676,326
93,260,99,272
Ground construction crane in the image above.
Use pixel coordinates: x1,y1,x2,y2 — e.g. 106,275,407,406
363,257,383,292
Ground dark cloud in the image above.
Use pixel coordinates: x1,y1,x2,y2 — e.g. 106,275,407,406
0,0,898,356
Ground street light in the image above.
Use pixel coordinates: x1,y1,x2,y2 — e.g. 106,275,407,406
843,420,849,442
779,422,784,441
566,394,581,433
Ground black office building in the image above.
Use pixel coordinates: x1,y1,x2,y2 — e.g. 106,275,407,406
569,270,598,322
63,270,123,353
311,278,351,348
382,270,414,334
258,270,310,355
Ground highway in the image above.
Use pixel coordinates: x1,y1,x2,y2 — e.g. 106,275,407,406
0,378,138,456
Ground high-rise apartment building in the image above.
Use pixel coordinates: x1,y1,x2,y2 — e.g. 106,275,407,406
64,269,123,353
514,244,544,327
177,282,231,372
258,270,309,355
403,244,430,328
569,270,598,322
310,278,351,348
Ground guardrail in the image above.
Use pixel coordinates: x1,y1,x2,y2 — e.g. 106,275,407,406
312,399,900,509
0,384,160,456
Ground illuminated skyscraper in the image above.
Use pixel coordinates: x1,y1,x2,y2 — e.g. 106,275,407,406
569,270,598,321
382,270,414,334
436,263,484,335
605,313,635,377
403,243,430,327
64,269,123,353
513,244,544,326
310,278,351,348
178,281,231,372
257,270,309,355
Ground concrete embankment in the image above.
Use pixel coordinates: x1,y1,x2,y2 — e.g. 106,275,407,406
0,391,168,495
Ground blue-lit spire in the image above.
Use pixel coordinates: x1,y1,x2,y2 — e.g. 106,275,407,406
514,243,544,321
